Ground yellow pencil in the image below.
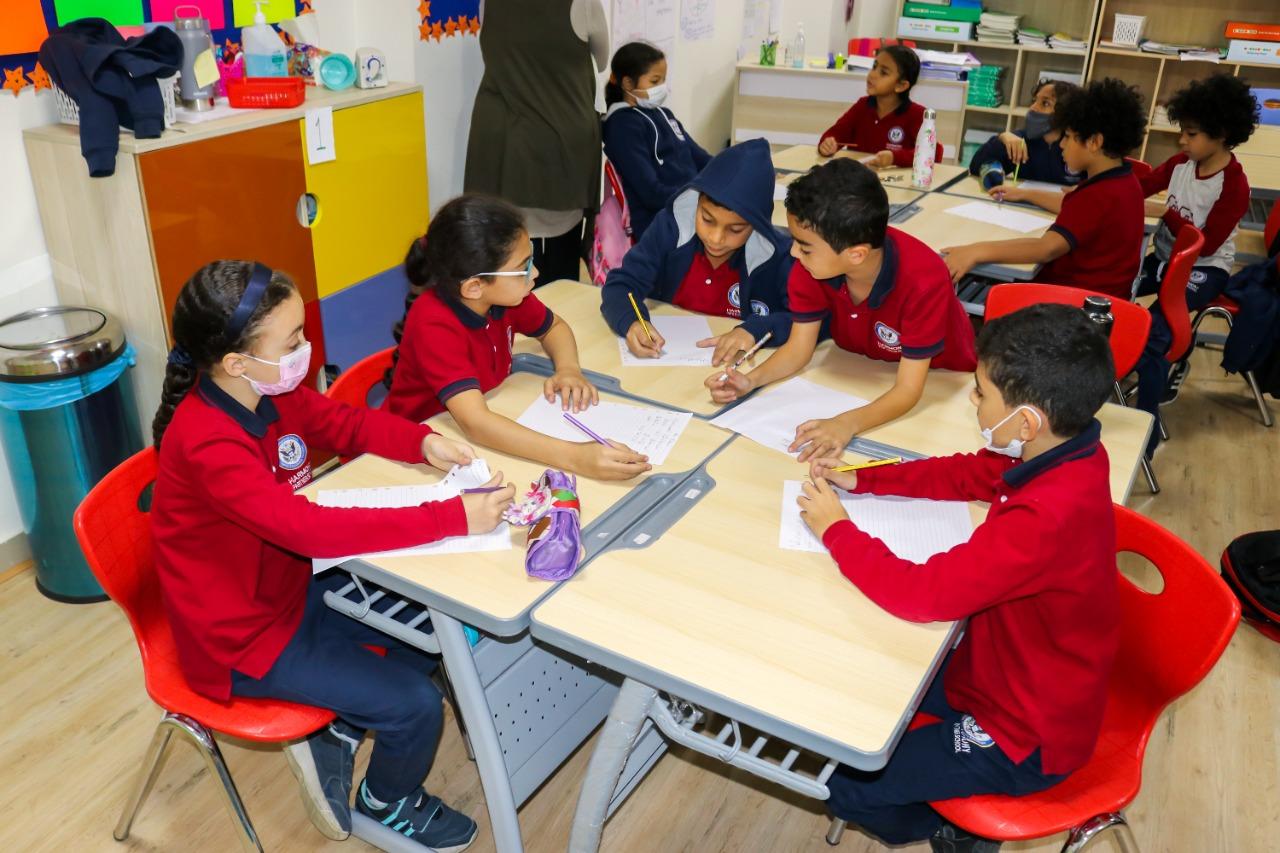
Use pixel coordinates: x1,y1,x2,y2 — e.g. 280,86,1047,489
628,292,655,343
833,456,904,473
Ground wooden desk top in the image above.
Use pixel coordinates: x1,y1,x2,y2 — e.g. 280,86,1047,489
514,280,745,417
794,345,1152,502
891,191,1056,278
298,372,727,631
771,144,967,189
773,170,923,227
942,175,1163,229
532,437,968,769
1239,152,1280,194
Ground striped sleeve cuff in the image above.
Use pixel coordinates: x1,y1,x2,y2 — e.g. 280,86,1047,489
901,339,944,360
792,309,829,323
438,378,482,404
1048,223,1077,250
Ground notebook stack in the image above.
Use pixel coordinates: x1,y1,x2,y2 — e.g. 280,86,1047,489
1016,26,1049,48
966,64,1005,108
1049,32,1088,53
977,11,1020,45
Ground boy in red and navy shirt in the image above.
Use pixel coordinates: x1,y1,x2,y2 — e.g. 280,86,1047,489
819,45,929,168
707,158,976,462
943,78,1147,301
798,304,1121,851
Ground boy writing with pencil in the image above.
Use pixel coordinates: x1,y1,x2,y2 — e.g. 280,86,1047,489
705,159,976,462
798,303,1120,853
942,78,1147,301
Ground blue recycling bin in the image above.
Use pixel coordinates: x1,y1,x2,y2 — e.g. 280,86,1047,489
0,307,143,602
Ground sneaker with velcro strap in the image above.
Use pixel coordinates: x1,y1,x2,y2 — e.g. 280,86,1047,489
356,780,478,852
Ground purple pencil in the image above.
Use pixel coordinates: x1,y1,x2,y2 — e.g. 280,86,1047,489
563,412,610,446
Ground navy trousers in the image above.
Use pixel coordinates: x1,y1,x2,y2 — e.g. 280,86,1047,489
1133,254,1229,455
231,572,444,803
826,661,1066,845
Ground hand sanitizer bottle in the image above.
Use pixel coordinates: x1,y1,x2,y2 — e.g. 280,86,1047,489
243,0,288,77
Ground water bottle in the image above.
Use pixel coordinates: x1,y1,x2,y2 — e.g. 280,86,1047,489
790,23,806,68
174,6,216,110
911,108,938,188
1083,296,1114,337
979,161,1006,191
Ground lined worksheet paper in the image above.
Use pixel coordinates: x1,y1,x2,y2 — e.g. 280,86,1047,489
709,377,869,456
515,396,691,465
779,481,974,562
618,315,716,367
311,460,511,573
943,200,1050,234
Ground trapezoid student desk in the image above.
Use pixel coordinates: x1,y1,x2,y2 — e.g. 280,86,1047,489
530,436,976,853
771,143,969,192
298,371,729,853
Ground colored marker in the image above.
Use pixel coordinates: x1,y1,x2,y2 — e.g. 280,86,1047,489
628,292,655,343
461,486,505,494
563,412,610,446
833,456,904,473
716,331,773,382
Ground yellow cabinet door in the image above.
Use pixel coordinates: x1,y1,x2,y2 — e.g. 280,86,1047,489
302,93,429,298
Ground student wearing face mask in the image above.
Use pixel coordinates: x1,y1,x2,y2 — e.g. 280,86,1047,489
603,42,712,240
968,79,1082,186
799,304,1120,853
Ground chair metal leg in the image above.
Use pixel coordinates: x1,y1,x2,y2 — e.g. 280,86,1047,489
113,713,176,841
1062,812,1139,853
1113,382,1128,407
1244,370,1275,427
1140,456,1160,494
168,712,264,853
826,817,847,845
1158,418,1169,441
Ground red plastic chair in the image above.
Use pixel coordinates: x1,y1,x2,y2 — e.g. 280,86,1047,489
73,448,334,851
925,505,1240,852
1147,226,1203,443
325,346,395,409
985,283,1160,492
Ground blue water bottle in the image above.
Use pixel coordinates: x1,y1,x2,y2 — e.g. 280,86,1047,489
979,161,1006,191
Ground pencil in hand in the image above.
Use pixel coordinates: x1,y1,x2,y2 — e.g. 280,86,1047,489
627,292,656,343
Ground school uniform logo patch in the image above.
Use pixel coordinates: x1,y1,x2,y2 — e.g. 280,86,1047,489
953,715,995,754
750,300,770,316
277,434,308,471
664,114,686,141
888,126,905,144
1188,269,1207,292
728,283,742,308
874,322,902,351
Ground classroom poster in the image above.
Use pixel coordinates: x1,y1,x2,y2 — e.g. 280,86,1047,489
612,0,676,58
0,1,51,56
680,0,715,42
53,0,144,27
150,0,225,29
230,0,292,27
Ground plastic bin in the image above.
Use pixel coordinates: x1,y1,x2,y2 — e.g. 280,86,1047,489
0,307,143,602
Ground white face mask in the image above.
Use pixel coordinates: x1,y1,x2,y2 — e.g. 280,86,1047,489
634,82,669,109
240,342,312,396
979,405,1043,459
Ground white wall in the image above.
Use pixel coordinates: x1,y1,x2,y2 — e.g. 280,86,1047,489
847,0,898,46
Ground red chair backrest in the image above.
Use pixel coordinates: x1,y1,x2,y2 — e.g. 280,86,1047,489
985,283,1152,378
1125,157,1152,181
1109,505,1239,719
72,448,176,689
1156,225,1202,363
325,347,395,409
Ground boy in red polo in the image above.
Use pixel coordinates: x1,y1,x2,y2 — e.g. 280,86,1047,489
798,304,1121,853
706,159,976,462
942,78,1146,301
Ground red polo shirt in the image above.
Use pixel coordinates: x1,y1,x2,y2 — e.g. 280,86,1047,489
1038,163,1144,300
820,97,926,168
788,226,977,371
152,377,468,699
672,250,740,318
822,421,1120,775
387,289,555,422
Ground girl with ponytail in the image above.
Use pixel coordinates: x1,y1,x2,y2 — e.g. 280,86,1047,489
386,193,652,481
150,259,510,849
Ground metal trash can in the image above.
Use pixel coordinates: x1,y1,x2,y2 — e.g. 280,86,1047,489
0,307,143,602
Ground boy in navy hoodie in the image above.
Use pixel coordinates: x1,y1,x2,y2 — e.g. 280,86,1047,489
601,138,794,367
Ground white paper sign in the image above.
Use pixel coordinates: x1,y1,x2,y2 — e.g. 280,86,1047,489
681,0,716,41
305,106,336,165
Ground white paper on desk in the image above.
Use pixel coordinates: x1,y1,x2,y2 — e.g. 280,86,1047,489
1011,179,1066,194
515,396,691,465
943,200,1049,234
311,460,511,574
617,315,715,367
709,377,869,456
779,481,974,561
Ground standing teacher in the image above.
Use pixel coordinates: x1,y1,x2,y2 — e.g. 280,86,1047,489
465,0,609,285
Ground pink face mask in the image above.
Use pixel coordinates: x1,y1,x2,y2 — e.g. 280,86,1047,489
240,342,312,396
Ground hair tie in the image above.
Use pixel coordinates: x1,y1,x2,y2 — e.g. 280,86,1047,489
167,345,193,367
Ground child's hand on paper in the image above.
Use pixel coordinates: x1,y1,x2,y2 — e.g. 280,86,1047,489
697,327,756,367
574,441,652,481
873,150,895,169
818,136,840,157
705,364,754,403
544,368,599,413
797,476,850,539
987,184,1028,203
998,131,1028,164
790,414,857,462
461,472,516,534
422,433,477,470
809,456,857,492
940,245,980,284
625,321,666,358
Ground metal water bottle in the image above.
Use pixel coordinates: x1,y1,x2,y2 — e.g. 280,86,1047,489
912,108,938,188
979,161,1006,191
174,5,215,110
1083,295,1114,337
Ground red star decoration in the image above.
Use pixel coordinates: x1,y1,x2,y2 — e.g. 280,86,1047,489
431,21,444,42
224,38,241,58
28,62,52,92
468,16,481,35
299,0,314,12
418,1,431,19
444,17,459,37
419,20,433,41
3,67,28,97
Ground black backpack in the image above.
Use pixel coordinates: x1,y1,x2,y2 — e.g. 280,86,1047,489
1221,531,1280,643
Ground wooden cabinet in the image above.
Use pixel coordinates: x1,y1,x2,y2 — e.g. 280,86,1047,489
23,83,429,439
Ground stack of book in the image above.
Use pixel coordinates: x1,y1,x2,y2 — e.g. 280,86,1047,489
977,11,1020,45
902,0,984,25
1017,26,1049,48
967,64,1005,108
1049,32,1088,53
1225,20,1280,66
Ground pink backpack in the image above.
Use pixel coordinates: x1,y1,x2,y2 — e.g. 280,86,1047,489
590,161,634,286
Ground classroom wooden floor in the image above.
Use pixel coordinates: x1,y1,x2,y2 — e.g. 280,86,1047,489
3,324,1278,853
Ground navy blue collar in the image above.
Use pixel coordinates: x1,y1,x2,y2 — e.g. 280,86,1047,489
196,373,279,438
444,297,505,330
1002,419,1102,489
861,95,911,115
1076,161,1132,189
819,232,898,309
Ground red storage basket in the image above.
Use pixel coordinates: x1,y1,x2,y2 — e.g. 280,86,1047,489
226,77,306,108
